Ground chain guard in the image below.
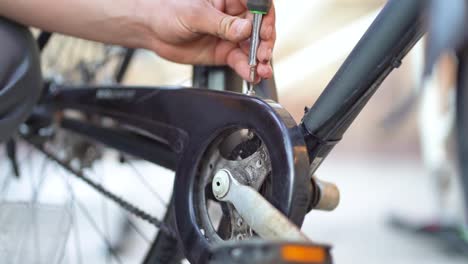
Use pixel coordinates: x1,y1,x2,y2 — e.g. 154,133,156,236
43,87,312,264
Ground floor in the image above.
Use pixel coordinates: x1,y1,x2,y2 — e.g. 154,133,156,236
304,154,467,264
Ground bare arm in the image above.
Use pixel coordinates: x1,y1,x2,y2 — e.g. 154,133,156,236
0,0,276,81
0,0,152,49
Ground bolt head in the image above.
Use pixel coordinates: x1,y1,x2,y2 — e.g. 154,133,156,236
212,170,231,200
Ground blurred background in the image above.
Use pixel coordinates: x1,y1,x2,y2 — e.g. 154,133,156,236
2,0,468,263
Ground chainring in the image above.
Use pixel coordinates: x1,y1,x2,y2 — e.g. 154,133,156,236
195,129,272,244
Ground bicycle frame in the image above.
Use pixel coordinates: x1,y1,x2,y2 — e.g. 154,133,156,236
300,0,426,173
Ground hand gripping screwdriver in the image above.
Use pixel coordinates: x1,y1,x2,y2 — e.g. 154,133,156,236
247,0,272,94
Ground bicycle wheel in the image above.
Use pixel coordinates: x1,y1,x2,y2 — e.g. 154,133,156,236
1,34,181,263
1,138,176,264
43,34,190,263
41,34,133,85
39,34,135,169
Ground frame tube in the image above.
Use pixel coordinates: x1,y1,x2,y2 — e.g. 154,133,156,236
301,0,426,170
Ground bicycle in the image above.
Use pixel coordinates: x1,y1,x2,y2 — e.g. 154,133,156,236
1,0,467,263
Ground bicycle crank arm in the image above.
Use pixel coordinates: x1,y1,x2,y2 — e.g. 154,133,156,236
213,169,310,242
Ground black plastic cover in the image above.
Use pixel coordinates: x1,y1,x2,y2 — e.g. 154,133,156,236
0,17,42,142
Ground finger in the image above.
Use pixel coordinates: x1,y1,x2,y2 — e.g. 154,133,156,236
257,40,274,63
261,4,276,34
239,41,272,80
193,3,252,42
259,13,276,63
226,47,260,81
257,62,273,79
224,0,248,15
209,0,226,11
240,39,250,54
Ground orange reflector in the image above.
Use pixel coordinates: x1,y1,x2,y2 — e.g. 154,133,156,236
281,245,326,263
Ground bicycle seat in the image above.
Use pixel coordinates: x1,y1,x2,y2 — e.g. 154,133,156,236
0,17,42,142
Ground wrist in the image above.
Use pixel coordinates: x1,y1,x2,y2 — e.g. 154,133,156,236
108,0,156,50
133,0,160,50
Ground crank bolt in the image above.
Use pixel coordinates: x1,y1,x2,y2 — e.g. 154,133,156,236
212,170,231,199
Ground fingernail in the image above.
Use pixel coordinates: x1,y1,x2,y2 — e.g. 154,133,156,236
262,64,273,78
262,49,273,63
235,20,250,37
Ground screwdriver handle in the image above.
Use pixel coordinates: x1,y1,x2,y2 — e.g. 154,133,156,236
247,0,272,14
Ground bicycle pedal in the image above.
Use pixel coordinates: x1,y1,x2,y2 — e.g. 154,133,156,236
209,240,333,264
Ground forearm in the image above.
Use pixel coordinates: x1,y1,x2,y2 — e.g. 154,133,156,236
0,0,153,49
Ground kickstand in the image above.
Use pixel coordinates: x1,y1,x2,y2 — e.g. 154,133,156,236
6,139,20,177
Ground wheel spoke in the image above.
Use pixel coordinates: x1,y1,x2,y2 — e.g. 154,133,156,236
31,204,42,262
127,161,168,207
28,154,47,261
31,156,50,202
62,166,84,264
57,167,124,264
126,216,151,244
69,201,84,264
93,162,153,244
0,170,13,201
99,171,111,264
0,147,33,201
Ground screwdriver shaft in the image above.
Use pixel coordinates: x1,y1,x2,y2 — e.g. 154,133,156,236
248,13,263,94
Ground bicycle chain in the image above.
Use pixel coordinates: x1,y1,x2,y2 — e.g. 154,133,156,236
27,140,178,240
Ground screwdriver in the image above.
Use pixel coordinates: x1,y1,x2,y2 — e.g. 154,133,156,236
247,0,272,95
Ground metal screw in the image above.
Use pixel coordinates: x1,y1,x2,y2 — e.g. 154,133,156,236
247,130,255,139
256,160,262,168
173,139,184,154
212,170,231,199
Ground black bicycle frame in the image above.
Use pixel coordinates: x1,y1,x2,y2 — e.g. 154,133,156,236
301,0,426,173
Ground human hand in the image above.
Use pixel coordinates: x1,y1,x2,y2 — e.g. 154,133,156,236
144,0,276,82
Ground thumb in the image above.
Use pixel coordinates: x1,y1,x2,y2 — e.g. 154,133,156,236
195,5,251,42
